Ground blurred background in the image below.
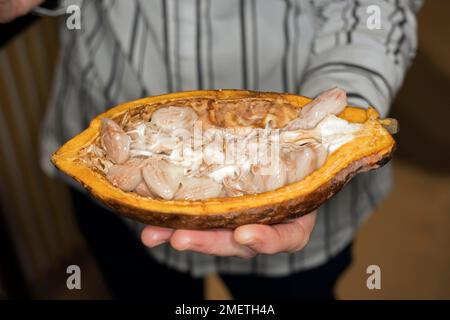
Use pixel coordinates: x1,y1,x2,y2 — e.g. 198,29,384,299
0,1,448,299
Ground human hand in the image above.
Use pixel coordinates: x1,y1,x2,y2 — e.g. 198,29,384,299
141,210,317,258
0,0,43,23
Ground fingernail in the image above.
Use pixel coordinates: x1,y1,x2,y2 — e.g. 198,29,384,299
238,235,257,246
148,239,168,248
170,236,192,251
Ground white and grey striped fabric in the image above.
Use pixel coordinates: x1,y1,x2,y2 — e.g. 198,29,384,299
40,0,421,276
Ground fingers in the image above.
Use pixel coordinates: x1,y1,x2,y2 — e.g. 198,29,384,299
234,211,317,254
141,211,317,257
170,229,256,258
140,226,174,248
141,226,255,258
0,0,44,23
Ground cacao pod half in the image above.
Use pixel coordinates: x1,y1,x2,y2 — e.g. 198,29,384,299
51,90,396,229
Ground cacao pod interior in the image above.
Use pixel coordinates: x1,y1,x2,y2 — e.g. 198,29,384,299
51,90,395,229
